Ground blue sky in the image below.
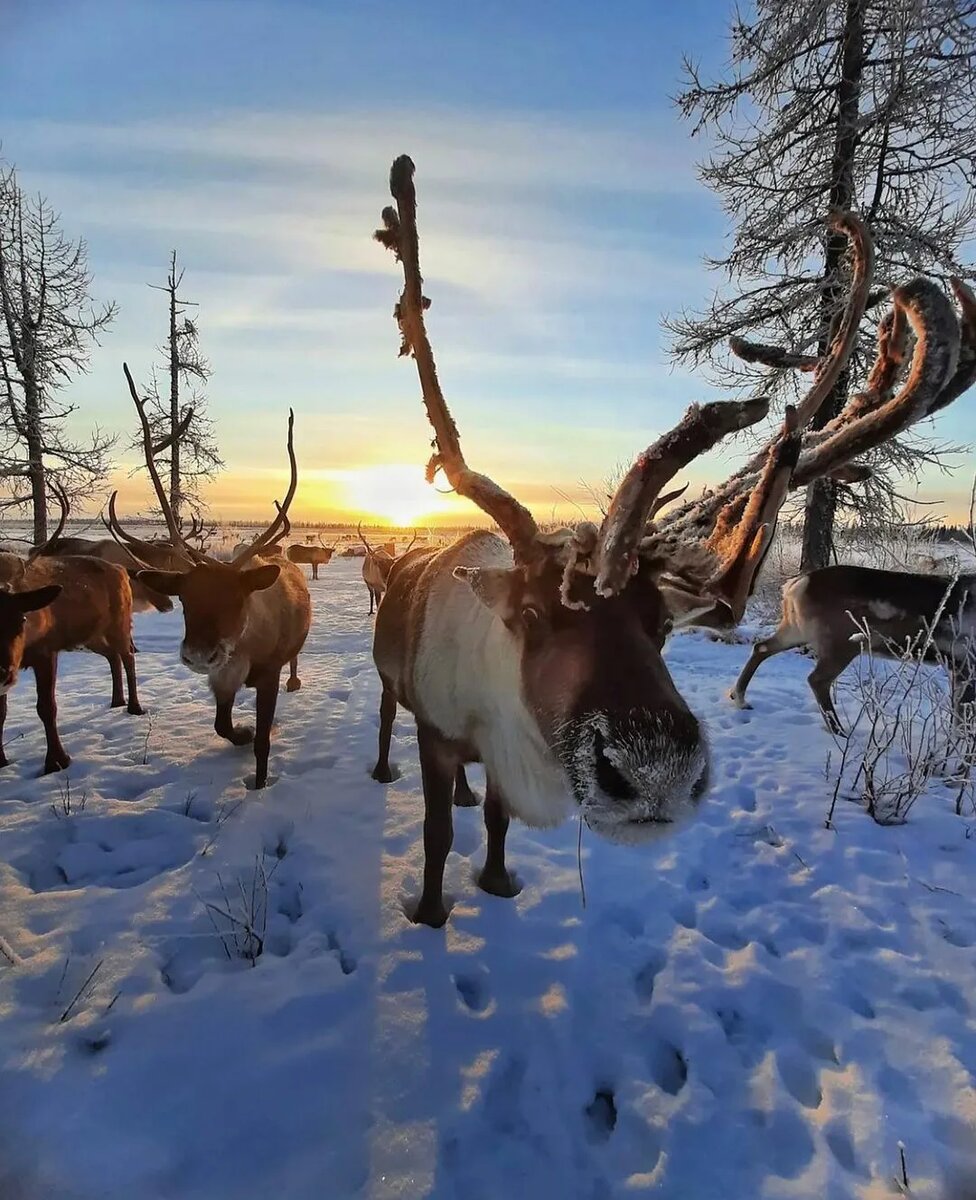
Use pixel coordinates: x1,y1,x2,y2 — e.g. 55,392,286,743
2,0,973,523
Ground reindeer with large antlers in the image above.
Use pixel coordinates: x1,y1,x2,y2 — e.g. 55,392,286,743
369,156,973,927
116,365,311,789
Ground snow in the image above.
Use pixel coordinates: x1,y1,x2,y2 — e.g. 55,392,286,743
1,559,976,1199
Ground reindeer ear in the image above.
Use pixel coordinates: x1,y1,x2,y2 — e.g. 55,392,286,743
453,566,518,620
15,585,61,613
658,576,730,629
136,570,187,597
241,564,280,594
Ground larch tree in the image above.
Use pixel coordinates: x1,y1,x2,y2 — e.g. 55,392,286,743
668,0,976,569
132,251,222,528
0,164,117,543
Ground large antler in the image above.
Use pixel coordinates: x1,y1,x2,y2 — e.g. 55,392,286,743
374,156,542,564
230,410,298,567
124,362,207,565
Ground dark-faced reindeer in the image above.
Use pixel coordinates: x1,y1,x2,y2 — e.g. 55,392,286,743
369,159,947,925
359,526,417,614
0,545,144,774
730,565,976,734
286,535,337,580
117,364,312,789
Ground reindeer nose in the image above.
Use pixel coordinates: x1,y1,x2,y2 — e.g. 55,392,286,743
206,649,222,666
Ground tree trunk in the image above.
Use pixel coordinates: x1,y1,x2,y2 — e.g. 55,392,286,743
24,377,47,545
800,0,866,573
168,252,181,527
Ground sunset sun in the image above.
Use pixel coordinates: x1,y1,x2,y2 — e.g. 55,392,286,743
340,463,460,527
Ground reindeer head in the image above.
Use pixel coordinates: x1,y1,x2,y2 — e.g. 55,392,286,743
376,155,975,841
116,365,298,675
0,585,61,693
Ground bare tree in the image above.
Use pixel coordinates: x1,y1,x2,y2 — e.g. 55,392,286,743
132,251,222,527
668,0,976,570
0,164,117,543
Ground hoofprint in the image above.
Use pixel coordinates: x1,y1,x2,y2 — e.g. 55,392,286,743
2,558,976,1200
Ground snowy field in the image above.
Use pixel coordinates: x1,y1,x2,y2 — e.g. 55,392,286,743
2,558,976,1199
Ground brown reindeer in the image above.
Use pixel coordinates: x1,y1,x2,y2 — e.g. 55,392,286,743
118,365,311,789
286,535,337,580
30,486,176,614
368,156,975,926
359,526,417,614
730,566,976,734
0,548,144,774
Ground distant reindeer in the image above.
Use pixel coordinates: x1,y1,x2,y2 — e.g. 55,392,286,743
730,565,976,733
0,545,145,774
368,156,975,925
286,535,337,580
359,525,417,614
119,364,311,788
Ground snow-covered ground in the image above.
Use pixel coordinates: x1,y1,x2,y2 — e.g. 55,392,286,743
1,559,975,1200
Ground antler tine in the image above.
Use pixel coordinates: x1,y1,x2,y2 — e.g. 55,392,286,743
357,522,374,555
270,499,290,545
124,362,207,564
402,528,419,555
29,479,70,559
927,276,976,417
375,155,541,564
793,213,874,427
649,483,689,519
792,278,961,487
231,409,298,567
730,338,820,372
595,396,770,597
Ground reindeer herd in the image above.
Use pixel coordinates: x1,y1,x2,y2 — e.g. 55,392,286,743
0,156,974,926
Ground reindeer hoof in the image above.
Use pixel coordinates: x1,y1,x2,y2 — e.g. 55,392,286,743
286,677,302,693
372,763,396,783
228,726,255,746
412,899,449,928
127,704,146,716
43,754,70,775
477,868,521,899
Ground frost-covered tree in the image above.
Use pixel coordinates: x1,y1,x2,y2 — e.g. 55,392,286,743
668,0,976,569
0,164,117,542
133,252,222,527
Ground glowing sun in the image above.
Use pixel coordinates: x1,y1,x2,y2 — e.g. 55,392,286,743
340,463,459,527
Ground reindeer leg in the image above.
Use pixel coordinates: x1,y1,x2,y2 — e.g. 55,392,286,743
477,778,519,898
35,652,70,774
286,657,301,693
214,692,254,746
413,722,454,928
253,671,280,789
312,563,319,581
453,764,479,807
107,653,125,708
372,686,397,782
368,588,375,616
123,647,145,716
0,694,8,769
729,625,806,708
808,644,857,736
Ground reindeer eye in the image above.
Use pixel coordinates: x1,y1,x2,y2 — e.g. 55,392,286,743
521,605,544,628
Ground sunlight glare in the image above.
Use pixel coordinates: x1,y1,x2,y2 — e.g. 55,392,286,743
340,463,461,527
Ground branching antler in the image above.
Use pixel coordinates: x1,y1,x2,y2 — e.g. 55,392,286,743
375,155,542,564
124,362,205,563
231,410,297,567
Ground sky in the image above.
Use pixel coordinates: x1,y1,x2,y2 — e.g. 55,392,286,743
1,0,974,527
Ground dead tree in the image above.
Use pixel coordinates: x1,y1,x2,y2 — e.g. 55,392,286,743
0,164,117,542
132,251,222,528
668,0,976,570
